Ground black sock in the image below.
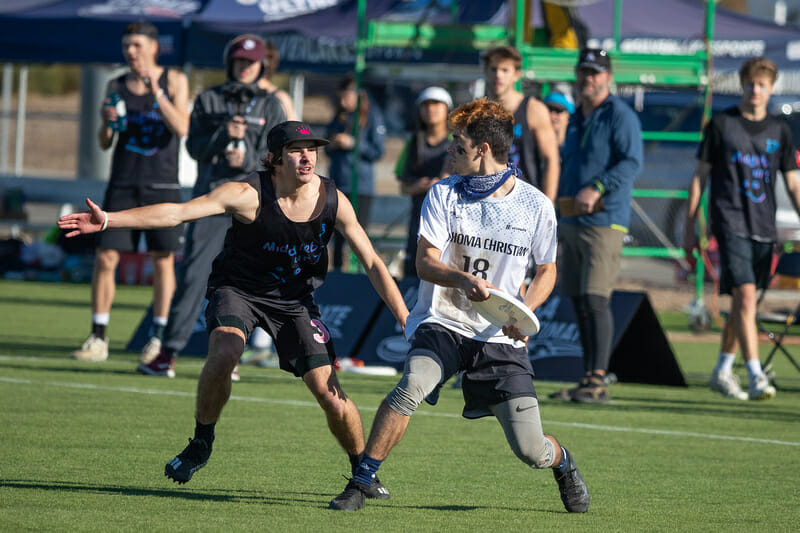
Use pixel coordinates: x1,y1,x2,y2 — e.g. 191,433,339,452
92,323,106,338
349,453,361,476
194,420,216,445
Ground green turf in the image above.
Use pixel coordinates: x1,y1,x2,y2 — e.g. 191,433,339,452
1,280,799,531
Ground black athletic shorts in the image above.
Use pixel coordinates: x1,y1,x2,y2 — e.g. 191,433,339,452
206,286,335,377
716,232,774,295
96,184,183,252
409,323,537,419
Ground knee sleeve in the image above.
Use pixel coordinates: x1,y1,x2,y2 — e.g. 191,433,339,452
492,397,556,469
385,354,443,417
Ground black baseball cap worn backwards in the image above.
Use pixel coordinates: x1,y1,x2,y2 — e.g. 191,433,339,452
267,121,329,154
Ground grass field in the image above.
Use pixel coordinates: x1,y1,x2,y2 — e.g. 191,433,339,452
1,280,799,532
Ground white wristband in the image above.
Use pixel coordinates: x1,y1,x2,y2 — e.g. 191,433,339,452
155,88,165,100
100,211,109,232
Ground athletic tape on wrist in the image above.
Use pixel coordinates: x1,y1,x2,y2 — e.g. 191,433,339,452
100,211,109,232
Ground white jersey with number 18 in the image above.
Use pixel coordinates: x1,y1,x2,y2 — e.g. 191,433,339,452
405,174,557,345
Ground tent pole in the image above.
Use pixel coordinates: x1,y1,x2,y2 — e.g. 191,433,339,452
13,65,27,176
1,63,12,173
289,74,305,120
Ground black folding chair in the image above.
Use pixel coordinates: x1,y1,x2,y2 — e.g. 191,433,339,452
755,252,800,384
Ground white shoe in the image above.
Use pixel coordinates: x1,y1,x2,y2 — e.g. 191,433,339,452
231,365,240,382
748,373,776,401
709,370,747,400
240,348,279,368
139,336,162,365
72,334,109,362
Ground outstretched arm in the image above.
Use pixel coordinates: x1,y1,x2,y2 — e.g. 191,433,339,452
334,190,408,330
58,179,260,238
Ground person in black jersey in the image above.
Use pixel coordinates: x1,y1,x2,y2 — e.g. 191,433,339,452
136,34,286,379
59,120,409,497
685,57,800,402
482,46,560,201
71,21,190,364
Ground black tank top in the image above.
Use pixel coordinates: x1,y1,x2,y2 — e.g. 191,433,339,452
509,95,541,188
207,172,338,301
108,69,179,187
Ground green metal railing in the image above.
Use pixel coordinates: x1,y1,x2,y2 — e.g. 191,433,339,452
352,0,716,295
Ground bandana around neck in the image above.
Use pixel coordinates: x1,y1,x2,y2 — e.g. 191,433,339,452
455,164,518,201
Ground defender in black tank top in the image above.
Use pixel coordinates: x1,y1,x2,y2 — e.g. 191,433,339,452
208,171,338,301
59,120,410,495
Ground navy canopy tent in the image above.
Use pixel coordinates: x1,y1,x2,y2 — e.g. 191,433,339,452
0,1,798,73
0,0,209,66
183,0,506,72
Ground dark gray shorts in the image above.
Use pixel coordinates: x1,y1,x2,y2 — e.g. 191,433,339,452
96,185,183,252
409,323,536,419
559,223,625,298
206,286,335,377
716,232,774,295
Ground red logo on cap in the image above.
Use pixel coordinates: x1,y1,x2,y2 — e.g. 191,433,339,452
297,126,311,135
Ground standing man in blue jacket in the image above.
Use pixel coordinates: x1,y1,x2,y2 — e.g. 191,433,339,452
555,48,643,403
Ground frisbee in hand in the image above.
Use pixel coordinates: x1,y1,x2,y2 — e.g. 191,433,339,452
471,288,540,336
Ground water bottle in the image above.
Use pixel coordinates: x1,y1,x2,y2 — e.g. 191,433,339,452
106,92,127,132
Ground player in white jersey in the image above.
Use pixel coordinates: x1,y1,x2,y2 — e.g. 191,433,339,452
330,98,590,513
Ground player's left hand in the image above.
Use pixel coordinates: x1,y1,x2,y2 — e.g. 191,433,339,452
502,324,529,343
57,197,106,238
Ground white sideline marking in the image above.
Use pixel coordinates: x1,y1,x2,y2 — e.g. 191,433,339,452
1,373,798,447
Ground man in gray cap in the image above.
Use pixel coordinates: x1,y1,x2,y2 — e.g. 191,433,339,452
555,48,643,403
58,120,409,497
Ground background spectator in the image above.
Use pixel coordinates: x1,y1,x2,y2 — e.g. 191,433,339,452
395,86,453,278
684,57,799,401
554,48,643,403
72,21,189,363
326,76,386,270
544,90,575,147
482,45,560,201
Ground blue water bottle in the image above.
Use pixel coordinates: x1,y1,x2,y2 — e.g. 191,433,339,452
106,92,127,132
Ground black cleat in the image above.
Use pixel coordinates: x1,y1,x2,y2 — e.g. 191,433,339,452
165,437,212,484
572,375,610,404
553,448,590,513
363,476,390,500
329,478,368,511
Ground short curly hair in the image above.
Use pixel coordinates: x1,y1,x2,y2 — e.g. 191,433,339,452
448,98,515,164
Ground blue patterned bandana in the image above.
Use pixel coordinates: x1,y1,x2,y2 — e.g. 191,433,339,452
455,165,518,201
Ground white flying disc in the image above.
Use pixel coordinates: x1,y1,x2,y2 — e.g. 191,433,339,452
471,288,540,336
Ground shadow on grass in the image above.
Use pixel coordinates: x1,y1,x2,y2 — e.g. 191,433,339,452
544,390,800,424
0,360,141,378
0,294,147,311
1,479,550,512
0,479,321,505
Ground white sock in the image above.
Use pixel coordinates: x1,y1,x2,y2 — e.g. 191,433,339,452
152,316,168,326
714,352,736,374
92,313,110,326
745,359,764,381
